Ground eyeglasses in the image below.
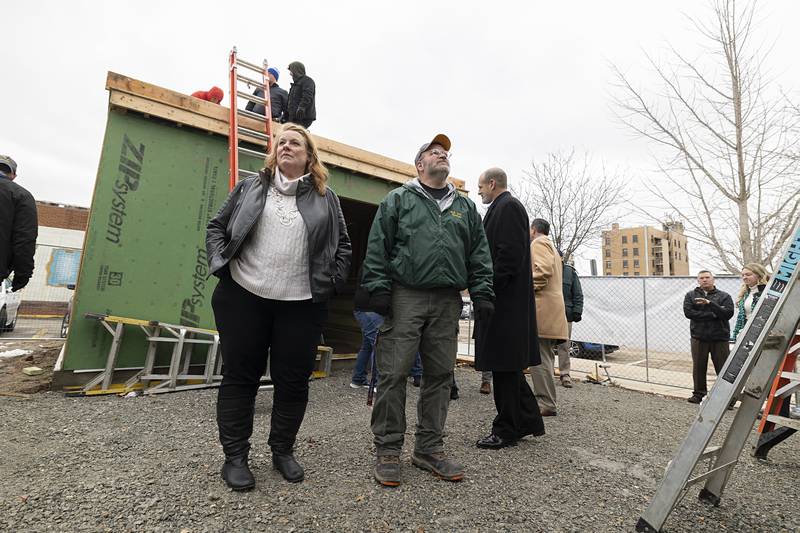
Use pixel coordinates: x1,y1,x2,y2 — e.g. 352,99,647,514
426,149,451,160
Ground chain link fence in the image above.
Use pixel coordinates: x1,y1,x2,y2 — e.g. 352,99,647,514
458,276,741,390
570,275,740,389
1,244,80,340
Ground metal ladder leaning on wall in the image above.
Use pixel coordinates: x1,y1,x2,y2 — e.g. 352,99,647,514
636,217,800,533
227,47,273,191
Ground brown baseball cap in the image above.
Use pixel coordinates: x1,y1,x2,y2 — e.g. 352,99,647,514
414,133,451,163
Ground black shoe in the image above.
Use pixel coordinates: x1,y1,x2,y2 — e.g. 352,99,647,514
374,454,401,487
450,386,459,400
221,454,255,491
411,451,464,481
476,434,518,449
687,395,703,404
272,452,304,483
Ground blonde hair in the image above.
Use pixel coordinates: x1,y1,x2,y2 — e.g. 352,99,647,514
264,123,328,195
737,262,770,303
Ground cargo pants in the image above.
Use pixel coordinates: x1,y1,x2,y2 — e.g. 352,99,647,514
371,284,462,455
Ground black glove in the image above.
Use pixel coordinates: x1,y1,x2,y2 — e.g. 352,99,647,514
473,299,494,322
295,107,306,120
572,313,582,323
368,291,392,317
11,277,29,292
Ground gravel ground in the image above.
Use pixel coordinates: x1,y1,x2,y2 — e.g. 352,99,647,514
1,367,798,533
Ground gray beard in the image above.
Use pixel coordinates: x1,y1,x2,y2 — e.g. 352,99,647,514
427,167,449,182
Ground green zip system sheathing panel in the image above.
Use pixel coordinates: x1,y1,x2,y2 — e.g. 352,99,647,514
62,109,396,372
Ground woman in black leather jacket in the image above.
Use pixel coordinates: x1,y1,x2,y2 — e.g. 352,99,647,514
206,124,351,491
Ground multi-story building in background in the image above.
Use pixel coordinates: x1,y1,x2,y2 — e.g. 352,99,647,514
601,221,689,276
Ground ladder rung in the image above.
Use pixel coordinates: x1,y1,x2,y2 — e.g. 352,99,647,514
766,414,800,430
775,380,800,399
238,108,269,121
236,73,265,88
780,370,800,381
685,459,737,487
700,445,721,459
238,146,267,159
235,58,265,74
238,126,269,140
237,91,267,105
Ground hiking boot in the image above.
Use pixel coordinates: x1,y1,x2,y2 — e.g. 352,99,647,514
479,381,491,395
411,452,464,482
687,394,703,404
221,454,255,491
374,454,401,487
560,375,573,388
272,452,304,483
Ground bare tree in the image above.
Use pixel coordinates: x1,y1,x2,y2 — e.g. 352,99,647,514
613,0,800,273
512,150,627,263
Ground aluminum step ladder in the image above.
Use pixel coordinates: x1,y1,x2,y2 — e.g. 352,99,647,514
227,47,274,191
636,217,800,532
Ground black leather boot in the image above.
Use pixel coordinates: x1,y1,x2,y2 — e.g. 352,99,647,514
268,401,307,483
217,393,256,491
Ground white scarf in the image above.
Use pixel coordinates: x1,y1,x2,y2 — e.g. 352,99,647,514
273,167,308,195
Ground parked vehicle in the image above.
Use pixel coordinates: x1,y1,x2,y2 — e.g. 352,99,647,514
0,278,22,333
568,340,620,360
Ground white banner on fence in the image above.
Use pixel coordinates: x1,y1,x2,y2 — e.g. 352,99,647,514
571,276,740,353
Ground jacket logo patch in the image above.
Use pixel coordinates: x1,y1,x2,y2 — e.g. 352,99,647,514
450,210,463,219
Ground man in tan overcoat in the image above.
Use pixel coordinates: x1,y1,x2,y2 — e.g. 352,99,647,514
529,218,569,416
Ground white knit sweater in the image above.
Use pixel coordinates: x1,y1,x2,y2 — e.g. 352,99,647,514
230,171,312,300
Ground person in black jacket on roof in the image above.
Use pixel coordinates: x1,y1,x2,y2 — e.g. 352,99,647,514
0,155,38,292
683,270,734,404
245,67,289,122
286,61,316,129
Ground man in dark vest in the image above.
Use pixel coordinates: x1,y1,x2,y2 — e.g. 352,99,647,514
474,167,544,449
286,61,316,129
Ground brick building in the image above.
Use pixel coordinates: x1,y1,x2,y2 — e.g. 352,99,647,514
36,201,89,231
601,221,690,276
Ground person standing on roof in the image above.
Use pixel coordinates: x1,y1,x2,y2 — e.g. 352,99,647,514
0,155,37,293
359,133,494,487
245,67,289,123
286,61,316,129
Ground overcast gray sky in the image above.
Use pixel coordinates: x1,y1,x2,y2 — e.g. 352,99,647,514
3,1,799,271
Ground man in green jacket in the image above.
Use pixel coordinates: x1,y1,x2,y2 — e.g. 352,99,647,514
360,133,494,487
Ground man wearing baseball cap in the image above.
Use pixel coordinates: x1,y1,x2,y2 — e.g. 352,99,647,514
245,66,288,122
359,134,495,487
0,155,38,293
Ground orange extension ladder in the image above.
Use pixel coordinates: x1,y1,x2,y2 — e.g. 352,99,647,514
227,47,274,191
753,326,800,460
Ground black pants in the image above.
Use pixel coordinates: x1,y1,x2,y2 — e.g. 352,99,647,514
690,338,730,397
212,273,327,456
491,370,545,439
